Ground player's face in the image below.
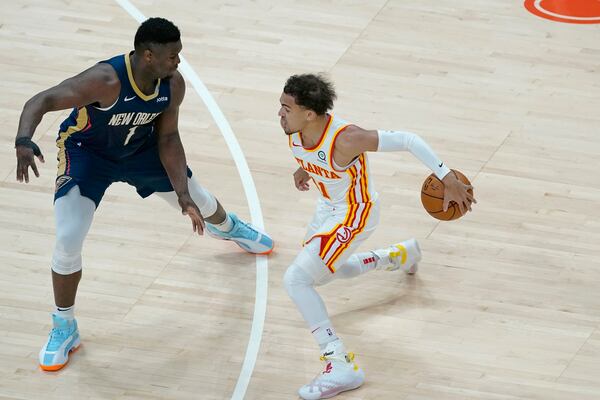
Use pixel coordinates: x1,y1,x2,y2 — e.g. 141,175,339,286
149,40,182,79
278,93,310,135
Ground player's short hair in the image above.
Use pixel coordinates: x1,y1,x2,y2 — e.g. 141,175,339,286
283,74,337,115
134,17,180,49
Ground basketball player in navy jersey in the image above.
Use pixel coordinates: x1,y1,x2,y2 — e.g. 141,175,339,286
14,17,273,371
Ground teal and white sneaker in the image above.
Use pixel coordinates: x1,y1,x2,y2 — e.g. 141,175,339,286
206,213,274,254
39,314,80,371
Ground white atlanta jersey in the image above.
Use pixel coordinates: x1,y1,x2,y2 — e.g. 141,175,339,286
289,114,379,273
288,114,378,206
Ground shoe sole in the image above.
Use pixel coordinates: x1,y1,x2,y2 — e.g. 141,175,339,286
235,240,275,255
206,230,275,255
40,343,80,372
405,263,418,275
255,243,275,255
320,380,364,399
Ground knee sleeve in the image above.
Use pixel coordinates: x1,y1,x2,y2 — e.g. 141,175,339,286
52,186,95,275
187,177,218,217
283,263,330,328
283,262,315,297
291,240,336,287
155,177,218,218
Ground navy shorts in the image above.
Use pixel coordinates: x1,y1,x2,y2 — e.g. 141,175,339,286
54,142,192,208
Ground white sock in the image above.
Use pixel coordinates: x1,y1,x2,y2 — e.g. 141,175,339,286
55,305,75,321
373,247,393,266
311,320,339,350
212,214,234,232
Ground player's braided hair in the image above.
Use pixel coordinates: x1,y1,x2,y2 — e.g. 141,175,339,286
283,74,337,115
134,17,180,49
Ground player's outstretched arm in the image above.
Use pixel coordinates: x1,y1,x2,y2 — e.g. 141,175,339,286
15,64,118,183
335,126,475,212
155,72,205,235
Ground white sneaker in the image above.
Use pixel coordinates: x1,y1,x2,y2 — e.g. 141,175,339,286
375,238,422,274
298,341,364,400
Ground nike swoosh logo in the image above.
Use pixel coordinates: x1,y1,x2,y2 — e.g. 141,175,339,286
124,96,136,102
438,162,443,168
292,143,303,147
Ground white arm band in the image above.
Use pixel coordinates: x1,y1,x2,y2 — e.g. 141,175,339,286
377,130,451,180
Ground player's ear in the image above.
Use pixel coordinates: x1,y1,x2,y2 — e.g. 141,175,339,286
143,47,154,63
306,109,317,121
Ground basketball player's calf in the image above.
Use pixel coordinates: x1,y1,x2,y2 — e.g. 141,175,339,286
335,238,422,278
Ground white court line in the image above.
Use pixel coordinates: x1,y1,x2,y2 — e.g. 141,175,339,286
114,1,269,399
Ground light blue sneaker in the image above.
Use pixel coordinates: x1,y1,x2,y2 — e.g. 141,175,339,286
39,314,80,371
206,213,274,254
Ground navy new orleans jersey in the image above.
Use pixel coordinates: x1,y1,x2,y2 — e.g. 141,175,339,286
53,53,190,208
57,53,171,164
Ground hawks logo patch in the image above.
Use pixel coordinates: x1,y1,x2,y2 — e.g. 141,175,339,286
55,175,72,193
335,226,353,243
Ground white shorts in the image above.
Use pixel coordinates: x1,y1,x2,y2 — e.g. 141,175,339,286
299,197,380,280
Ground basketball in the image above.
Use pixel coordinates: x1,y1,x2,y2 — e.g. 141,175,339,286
421,169,473,221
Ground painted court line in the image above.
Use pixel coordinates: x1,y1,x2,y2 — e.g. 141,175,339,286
114,1,268,398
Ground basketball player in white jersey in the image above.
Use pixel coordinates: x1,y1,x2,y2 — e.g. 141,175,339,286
279,74,475,399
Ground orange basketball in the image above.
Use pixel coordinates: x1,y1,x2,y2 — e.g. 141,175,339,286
421,169,473,221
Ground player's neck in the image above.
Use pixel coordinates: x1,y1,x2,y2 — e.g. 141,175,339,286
129,54,158,95
301,114,330,145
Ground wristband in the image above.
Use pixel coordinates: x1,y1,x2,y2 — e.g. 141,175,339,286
15,137,42,157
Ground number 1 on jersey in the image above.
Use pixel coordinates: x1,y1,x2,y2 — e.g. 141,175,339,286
124,126,138,146
312,178,331,200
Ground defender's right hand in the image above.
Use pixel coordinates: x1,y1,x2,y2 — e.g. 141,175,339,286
293,167,310,191
16,145,45,183
178,193,205,235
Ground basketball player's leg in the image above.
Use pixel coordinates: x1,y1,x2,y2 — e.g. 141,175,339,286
124,145,273,254
41,180,106,371
152,175,274,254
284,235,372,399
332,200,421,279
335,238,422,278
40,145,114,371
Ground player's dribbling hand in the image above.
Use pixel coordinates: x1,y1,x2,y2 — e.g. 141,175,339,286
15,143,45,183
293,167,310,191
441,173,476,214
178,194,205,235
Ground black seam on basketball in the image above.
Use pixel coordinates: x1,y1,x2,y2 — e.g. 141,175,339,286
421,192,444,200
429,204,457,218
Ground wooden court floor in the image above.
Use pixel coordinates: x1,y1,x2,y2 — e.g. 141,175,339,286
1,1,599,399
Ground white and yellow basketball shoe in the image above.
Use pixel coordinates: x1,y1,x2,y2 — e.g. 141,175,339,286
298,340,365,400
375,238,422,274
